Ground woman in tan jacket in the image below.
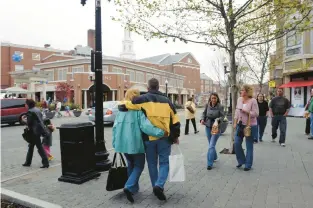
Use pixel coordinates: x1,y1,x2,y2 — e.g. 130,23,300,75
185,97,199,135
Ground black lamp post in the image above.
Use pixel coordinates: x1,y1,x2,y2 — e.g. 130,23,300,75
165,79,168,97
81,0,111,171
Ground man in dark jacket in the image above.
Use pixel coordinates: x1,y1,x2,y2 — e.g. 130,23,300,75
269,88,290,146
122,78,180,201
22,99,49,168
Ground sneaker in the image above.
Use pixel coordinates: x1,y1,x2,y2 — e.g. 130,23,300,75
195,131,199,134
259,140,263,142
153,186,166,201
214,158,219,162
280,143,285,147
207,166,212,170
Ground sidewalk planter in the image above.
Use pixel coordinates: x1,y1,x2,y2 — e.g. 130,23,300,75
45,111,55,119
220,121,228,134
73,110,82,117
58,122,101,184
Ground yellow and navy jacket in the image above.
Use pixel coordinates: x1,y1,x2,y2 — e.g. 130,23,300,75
121,90,180,142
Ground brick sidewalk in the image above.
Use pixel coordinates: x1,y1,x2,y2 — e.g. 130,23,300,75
2,118,313,208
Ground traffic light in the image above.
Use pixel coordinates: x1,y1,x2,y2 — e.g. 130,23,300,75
81,0,86,6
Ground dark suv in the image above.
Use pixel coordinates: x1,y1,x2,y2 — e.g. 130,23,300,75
1,98,28,125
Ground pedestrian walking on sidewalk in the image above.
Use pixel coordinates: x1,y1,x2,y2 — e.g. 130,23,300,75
200,92,224,170
56,101,62,118
122,78,181,201
42,118,55,161
306,88,313,140
113,89,167,203
304,90,313,136
269,88,290,146
234,85,259,171
255,93,269,143
184,97,199,135
22,99,49,168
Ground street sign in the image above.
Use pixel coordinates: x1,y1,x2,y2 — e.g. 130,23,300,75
269,81,276,88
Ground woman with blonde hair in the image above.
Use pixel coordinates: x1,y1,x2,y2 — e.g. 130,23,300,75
113,89,167,203
233,85,259,171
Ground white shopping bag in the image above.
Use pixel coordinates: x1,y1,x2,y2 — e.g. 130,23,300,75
169,145,185,182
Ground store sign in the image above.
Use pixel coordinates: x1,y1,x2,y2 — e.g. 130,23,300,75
104,76,111,81
268,81,276,88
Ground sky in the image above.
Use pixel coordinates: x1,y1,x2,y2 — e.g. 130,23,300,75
0,0,221,80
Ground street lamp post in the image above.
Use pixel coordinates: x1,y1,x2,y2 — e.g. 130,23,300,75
81,0,111,171
165,79,168,97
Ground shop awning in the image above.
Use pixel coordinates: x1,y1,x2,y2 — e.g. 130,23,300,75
279,80,313,88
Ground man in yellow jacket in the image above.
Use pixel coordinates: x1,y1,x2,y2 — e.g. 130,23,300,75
120,78,180,201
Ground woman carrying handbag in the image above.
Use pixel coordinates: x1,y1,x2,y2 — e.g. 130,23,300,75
112,89,167,203
233,85,259,171
200,93,224,170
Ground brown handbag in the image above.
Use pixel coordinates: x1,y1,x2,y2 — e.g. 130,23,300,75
187,105,194,114
211,119,219,135
244,113,251,137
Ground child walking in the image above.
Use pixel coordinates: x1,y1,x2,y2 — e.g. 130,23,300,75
43,118,55,161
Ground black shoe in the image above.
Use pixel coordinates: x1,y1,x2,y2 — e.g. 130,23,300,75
308,137,313,140
244,168,251,171
22,163,31,167
123,188,134,203
236,164,242,168
153,186,166,201
207,166,212,170
40,165,49,168
259,140,263,142
185,133,189,135
195,131,199,134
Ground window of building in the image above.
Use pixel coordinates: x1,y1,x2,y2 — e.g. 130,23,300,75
15,65,24,71
126,69,136,82
112,67,124,73
136,71,144,83
57,67,68,80
71,65,84,79
286,30,302,56
178,80,183,88
32,53,40,61
187,58,192,63
146,73,153,82
45,70,54,81
102,65,108,72
14,51,24,59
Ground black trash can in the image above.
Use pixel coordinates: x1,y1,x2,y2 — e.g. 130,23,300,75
58,122,101,184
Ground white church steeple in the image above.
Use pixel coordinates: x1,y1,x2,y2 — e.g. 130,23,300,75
120,28,136,60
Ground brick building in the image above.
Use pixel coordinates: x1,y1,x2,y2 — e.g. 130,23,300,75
1,29,201,109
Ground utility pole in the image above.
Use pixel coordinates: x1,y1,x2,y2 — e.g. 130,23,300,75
81,0,111,171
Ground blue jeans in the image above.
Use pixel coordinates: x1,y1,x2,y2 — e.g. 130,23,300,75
124,153,145,193
205,127,220,167
234,125,257,169
145,139,171,189
256,116,267,142
310,113,313,137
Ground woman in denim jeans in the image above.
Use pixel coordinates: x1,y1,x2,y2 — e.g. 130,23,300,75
113,89,167,203
200,93,224,170
234,85,259,171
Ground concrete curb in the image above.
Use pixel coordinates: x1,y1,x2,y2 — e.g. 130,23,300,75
1,188,62,208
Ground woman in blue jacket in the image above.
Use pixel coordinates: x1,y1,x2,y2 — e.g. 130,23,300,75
113,89,167,203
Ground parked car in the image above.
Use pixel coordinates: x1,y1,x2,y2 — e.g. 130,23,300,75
1,98,28,125
88,101,119,124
